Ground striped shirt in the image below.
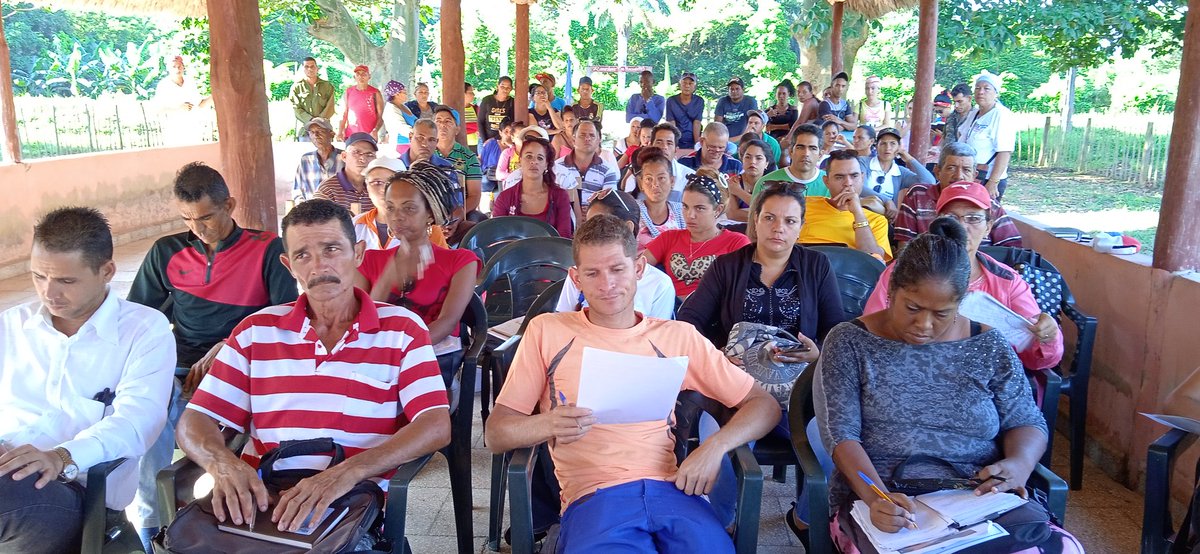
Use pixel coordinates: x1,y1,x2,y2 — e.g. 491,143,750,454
893,183,1023,247
313,170,373,213
186,288,449,485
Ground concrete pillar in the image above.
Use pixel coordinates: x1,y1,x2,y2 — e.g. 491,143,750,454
1154,0,1200,272
440,0,467,144
207,0,277,232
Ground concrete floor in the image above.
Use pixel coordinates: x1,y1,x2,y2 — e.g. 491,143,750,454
0,235,1145,553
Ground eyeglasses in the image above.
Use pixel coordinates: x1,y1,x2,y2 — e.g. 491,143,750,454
365,179,389,188
942,213,989,226
347,150,377,160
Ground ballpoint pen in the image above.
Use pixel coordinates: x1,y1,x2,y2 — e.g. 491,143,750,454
858,470,918,529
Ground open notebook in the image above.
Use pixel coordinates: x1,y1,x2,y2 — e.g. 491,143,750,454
851,490,1027,554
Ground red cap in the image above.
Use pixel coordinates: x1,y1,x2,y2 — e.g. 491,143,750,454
353,64,369,74
936,181,992,212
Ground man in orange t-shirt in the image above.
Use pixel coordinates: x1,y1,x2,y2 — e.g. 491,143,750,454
486,215,779,552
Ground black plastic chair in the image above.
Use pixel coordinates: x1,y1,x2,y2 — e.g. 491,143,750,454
788,366,1068,554
476,236,574,328
981,245,1098,490
459,216,560,265
157,435,433,553
80,458,143,554
1142,428,1198,554
439,293,488,554
484,280,565,552
505,391,764,554
808,245,887,320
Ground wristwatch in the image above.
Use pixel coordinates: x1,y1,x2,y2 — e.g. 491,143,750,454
53,447,79,481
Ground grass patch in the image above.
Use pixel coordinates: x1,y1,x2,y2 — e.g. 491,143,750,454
1004,167,1163,214
1126,228,1157,256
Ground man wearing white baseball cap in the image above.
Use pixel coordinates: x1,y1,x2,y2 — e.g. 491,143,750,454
957,71,1016,201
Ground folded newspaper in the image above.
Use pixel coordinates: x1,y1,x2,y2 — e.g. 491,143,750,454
957,291,1036,351
850,489,1025,554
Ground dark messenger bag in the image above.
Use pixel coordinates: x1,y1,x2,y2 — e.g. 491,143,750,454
156,438,384,554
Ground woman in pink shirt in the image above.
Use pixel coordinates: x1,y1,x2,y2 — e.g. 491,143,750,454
492,136,574,237
864,182,1063,378
338,64,384,140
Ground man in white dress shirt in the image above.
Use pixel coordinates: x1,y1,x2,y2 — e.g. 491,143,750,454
0,207,175,553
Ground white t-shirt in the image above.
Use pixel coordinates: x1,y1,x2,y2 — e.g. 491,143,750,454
620,160,695,204
867,157,902,201
958,102,1016,180
554,262,676,320
154,76,202,110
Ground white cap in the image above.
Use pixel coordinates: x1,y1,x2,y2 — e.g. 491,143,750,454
362,156,407,176
975,71,1002,93
514,125,550,148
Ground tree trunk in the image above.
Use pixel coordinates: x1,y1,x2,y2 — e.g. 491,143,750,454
830,2,844,75
798,16,869,92
308,0,419,88
1062,66,1077,133
909,0,938,161
0,14,21,163
1153,0,1200,272
514,3,530,125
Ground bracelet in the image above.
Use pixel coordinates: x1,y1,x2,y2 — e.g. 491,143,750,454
852,220,870,229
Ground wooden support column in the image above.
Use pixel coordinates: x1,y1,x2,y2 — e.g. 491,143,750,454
207,0,276,232
440,0,467,144
907,0,938,161
830,0,845,76
0,15,21,163
514,2,530,125
1153,0,1200,272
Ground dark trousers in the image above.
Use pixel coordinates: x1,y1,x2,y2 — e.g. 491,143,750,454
976,169,1008,201
0,472,85,553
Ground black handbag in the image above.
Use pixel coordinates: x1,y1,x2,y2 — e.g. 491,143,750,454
157,438,384,554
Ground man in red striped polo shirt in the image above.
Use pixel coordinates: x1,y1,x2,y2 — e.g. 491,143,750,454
177,199,451,535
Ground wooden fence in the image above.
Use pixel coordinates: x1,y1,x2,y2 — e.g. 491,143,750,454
1012,116,1172,189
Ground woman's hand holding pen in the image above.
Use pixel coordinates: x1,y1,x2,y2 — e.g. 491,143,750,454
974,458,1034,498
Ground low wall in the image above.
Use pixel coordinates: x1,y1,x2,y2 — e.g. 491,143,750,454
1014,216,1200,502
0,144,222,279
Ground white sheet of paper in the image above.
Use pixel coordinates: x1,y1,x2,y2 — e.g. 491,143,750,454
575,347,688,424
957,291,1036,351
1142,413,1200,435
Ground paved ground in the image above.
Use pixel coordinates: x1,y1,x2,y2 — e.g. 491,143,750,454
0,235,1145,553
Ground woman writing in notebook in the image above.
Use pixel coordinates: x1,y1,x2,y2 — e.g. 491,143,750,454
814,218,1081,552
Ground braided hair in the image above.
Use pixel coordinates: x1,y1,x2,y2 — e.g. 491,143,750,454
387,161,458,225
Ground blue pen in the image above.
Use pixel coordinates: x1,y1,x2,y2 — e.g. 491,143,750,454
558,391,568,405
858,471,918,529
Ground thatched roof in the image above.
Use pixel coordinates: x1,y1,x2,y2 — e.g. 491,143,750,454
842,0,920,20
23,0,206,18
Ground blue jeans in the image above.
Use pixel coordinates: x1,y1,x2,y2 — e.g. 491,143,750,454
133,376,187,531
0,472,85,553
557,479,733,554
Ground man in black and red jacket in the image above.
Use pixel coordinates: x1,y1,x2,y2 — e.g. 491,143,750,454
127,161,298,549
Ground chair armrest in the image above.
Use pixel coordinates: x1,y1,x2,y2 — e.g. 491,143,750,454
1029,463,1068,524
1143,429,1195,554
507,446,541,554
383,453,434,554
1061,302,1098,382
730,444,763,554
793,437,832,553
156,432,248,527
81,458,127,554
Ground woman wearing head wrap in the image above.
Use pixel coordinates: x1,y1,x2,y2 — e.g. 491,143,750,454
382,80,415,147
959,71,1016,200
857,76,892,129
641,172,750,299
354,161,481,382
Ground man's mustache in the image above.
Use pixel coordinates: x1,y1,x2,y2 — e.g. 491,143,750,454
307,275,341,288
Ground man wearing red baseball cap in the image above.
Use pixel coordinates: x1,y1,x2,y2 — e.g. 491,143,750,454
893,141,1022,249
337,64,383,141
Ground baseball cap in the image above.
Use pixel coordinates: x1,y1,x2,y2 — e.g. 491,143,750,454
876,127,902,142
353,64,369,74
345,132,378,150
832,71,850,83
934,91,953,107
629,116,645,126
727,77,745,88
514,125,550,148
935,181,992,212
578,76,593,86
362,156,407,176
680,72,697,82
747,109,767,122
535,72,556,85
306,117,333,133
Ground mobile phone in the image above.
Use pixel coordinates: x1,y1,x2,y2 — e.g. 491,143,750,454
778,343,811,353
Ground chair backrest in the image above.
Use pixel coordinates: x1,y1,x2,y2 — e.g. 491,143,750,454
517,279,565,335
458,216,560,264
674,390,735,464
476,237,574,324
808,245,887,320
787,366,818,450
